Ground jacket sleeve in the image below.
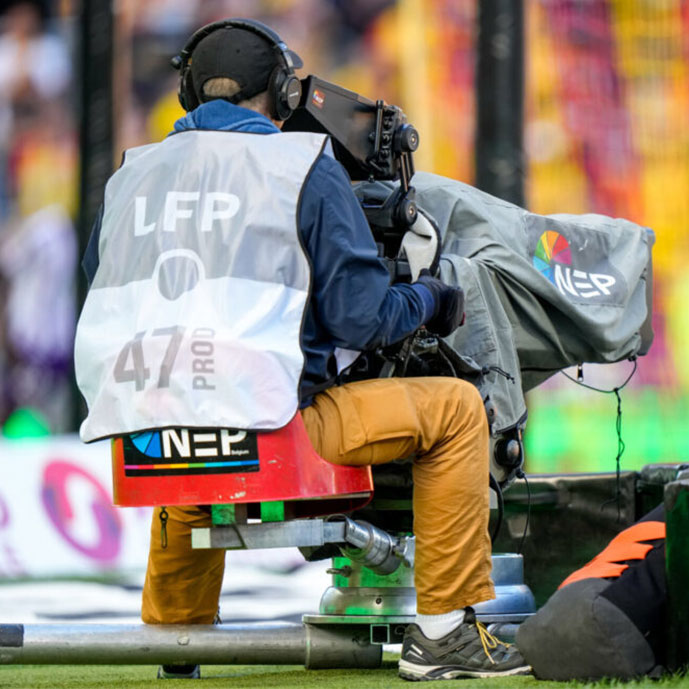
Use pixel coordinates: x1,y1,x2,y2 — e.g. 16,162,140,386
299,154,434,350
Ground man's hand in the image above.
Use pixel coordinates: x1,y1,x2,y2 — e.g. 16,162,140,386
415,269,465,337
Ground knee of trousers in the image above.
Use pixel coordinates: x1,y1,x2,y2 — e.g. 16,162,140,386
439,378,487,430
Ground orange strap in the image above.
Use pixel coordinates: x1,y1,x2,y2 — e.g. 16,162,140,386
559,520,665,589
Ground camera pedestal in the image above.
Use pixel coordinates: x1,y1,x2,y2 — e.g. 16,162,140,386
304,552,535,646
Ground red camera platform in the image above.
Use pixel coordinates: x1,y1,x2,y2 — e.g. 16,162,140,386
111,413,373,517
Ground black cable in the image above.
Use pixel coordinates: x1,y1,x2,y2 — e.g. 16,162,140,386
602,387,626,521
398,336,415,376
560,358,637,520
560,357,637,393
516,470,530,556
489,473,504,543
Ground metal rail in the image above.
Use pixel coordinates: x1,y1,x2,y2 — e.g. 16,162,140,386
0,622,381,668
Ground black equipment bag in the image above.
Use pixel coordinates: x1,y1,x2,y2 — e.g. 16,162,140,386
516,505,666,680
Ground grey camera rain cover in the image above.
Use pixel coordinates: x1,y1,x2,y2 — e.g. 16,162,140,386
356,172,653,435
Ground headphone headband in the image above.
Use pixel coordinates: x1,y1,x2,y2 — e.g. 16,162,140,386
172,18,302,118
178,18,286,63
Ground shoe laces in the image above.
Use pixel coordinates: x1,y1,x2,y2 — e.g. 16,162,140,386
475,621,507,664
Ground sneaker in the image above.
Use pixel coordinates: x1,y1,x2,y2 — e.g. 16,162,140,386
399,608,531,680
157,664,200,679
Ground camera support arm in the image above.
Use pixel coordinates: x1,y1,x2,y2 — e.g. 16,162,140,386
367,99,418,229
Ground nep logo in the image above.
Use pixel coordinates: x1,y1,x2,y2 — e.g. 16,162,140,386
123,428,259,477
533,231,616,299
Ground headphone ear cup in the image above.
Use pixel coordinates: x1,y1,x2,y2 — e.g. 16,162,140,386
268,65,301,121
282,74,302,115
267,65,284,120
178,65,199,112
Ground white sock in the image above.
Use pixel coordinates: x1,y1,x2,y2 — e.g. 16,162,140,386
415,608,466,640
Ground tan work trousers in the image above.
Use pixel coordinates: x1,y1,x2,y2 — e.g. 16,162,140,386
142,377,494,623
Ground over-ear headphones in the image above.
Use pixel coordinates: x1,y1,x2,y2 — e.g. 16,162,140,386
171,17,302,121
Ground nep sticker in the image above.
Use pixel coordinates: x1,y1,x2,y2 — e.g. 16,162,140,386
122,428,259,477
533,230,618,300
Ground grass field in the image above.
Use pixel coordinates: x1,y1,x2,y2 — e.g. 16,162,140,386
0,660,687,689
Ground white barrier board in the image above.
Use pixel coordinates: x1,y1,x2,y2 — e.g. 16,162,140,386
0,436,332,624
0,435,152,578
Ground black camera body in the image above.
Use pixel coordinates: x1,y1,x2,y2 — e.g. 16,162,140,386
282,76,420,263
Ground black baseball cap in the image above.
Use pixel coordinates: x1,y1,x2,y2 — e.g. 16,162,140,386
190,25,303,104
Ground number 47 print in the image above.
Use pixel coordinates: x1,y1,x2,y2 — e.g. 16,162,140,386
113,326,185,391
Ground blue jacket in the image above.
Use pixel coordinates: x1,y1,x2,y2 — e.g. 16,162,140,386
83,100,434,404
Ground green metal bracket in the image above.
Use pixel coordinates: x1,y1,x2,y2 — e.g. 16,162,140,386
211,502,285,526
665,478,689,671
260,501,285,522
211,504,240,526
329,556,414,588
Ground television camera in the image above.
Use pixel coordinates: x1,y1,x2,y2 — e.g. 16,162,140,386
284,76,524,488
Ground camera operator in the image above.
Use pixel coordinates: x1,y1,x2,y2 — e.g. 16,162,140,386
79,18,529,681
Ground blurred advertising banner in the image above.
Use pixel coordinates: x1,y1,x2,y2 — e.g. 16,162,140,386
0,435,151,579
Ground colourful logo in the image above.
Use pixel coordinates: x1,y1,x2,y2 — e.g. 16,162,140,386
533,230,617,299
312,89,325,108
533,231,572,284
41,460,122,562
131,431,162,457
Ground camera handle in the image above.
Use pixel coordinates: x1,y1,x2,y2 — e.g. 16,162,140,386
367,100,419,229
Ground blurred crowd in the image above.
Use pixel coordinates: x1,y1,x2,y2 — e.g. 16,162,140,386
0,0,76,435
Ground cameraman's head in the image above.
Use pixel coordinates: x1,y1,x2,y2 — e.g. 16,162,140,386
176,18,303,124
